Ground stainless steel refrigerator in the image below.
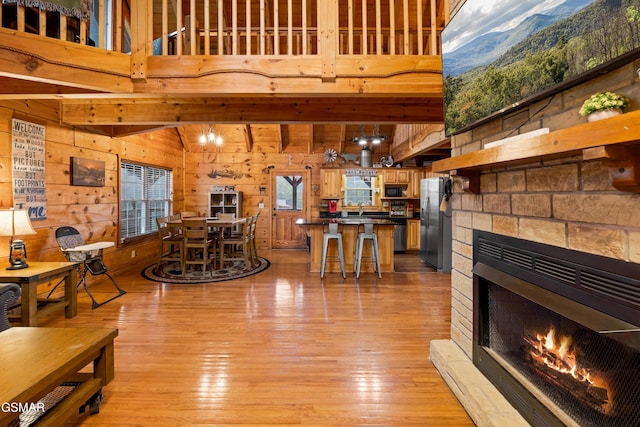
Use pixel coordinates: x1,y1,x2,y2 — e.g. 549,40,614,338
420,177,452,272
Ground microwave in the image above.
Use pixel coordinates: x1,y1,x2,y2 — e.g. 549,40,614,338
385,186,403,197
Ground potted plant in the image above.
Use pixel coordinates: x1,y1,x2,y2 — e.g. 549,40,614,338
579,91,630,122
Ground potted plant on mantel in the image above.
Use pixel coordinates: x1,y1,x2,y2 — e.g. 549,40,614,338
579,91,630,122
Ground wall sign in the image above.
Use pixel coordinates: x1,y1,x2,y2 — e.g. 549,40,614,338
345,168,377,177
12,118,46,220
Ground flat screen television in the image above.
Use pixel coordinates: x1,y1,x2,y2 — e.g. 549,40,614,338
442,0,640,136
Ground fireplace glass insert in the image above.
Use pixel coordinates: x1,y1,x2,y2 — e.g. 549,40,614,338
473,231,640,427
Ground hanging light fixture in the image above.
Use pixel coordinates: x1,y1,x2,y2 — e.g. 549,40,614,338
199,125,223,146
352,124,387,145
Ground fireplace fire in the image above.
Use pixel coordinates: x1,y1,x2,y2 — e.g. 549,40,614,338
524,325,612,416
472,231,640,427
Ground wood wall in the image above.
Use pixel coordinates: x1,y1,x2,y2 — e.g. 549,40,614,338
185,145,331,250
0,101,185,286
0,100,395,285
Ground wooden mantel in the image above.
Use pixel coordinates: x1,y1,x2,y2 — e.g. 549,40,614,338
431,110,640,193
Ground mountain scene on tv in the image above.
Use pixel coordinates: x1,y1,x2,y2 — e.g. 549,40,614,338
442,0,640,134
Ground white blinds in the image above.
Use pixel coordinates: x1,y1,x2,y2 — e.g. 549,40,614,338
120,162,173,241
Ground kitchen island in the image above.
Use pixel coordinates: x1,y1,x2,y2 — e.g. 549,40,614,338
297,218,396,275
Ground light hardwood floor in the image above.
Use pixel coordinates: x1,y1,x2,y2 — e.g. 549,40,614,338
42,250,474,426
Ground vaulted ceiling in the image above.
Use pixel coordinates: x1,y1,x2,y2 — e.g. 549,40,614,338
0,0,450,161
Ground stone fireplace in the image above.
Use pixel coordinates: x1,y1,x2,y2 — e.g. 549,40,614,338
473,231,639,426
429,57,640,426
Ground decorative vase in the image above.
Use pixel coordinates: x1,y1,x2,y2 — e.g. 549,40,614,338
587,108,622,122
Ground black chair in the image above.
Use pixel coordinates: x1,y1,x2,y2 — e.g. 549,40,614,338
0,283,20,332
55,226,126,309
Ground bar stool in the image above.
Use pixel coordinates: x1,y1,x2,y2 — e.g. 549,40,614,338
320,222,346,279
354,223,382,279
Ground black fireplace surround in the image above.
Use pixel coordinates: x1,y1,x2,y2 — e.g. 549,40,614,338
472,231,640,427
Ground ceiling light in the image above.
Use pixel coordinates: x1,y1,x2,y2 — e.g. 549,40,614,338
199,125,223,146
352,124,387,146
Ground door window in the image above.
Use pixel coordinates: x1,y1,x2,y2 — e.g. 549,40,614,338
275,175,303,211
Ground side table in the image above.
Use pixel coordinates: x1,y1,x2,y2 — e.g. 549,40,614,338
0,261,79,327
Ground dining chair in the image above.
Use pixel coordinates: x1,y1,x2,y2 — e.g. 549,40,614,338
216,212,238,237
183,218,214,277
156,216,185,276
249,212,260,267
180,211,198,219
168,213,182,234
220,217,252,269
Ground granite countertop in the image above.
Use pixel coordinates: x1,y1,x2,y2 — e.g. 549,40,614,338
296,218,397,226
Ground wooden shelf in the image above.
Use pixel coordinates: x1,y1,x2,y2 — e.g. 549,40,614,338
431,110,640,193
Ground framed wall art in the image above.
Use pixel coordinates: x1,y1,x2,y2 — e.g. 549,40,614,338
71,157,105,187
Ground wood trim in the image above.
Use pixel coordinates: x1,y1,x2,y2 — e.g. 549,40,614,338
432,110,640,192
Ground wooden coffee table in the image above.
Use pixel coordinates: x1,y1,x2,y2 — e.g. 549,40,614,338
0,327,118,426
0,261,79,327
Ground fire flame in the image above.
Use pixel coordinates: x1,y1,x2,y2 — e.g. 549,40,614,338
525,325,614,415
527,326,592,384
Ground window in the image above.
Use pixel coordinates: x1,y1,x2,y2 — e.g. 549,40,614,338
275,175,303,210
344,176,374,207
120,162,172,242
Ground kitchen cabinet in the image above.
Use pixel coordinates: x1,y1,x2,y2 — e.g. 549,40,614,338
407,219,421,251
320,169,343,199
381,168,410,184
409,169,424,198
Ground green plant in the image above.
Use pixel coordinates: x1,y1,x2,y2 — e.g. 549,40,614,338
579,91,629,116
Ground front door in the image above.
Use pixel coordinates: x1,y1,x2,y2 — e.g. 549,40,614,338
271,171,308,249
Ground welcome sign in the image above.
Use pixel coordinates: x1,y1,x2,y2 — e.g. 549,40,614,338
12,118,46,220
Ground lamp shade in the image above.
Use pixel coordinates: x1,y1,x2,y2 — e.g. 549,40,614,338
0,209,37,237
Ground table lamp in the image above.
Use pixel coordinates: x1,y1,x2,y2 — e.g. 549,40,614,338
0,209,37,270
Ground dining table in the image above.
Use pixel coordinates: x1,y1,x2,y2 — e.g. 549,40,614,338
168,216,247,270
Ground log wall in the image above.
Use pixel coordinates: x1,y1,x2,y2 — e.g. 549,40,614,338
0,101,185,292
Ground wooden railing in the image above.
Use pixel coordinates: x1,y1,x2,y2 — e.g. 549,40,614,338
0,0,442,57
157,0,441,56
0,0,126,52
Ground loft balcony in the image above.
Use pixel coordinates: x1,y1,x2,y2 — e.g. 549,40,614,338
0,0,447,146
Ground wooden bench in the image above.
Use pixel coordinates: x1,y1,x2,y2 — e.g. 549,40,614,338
0,327,118,426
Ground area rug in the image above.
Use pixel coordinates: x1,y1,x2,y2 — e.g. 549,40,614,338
141,257,270,284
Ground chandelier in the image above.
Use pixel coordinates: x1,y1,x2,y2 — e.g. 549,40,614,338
199,125,223,146
352,124,387,145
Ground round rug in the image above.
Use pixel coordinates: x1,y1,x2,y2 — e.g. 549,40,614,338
141,257,270,284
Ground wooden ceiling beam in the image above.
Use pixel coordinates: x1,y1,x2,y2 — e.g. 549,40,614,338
243,124,254,152
61,97,443,125
276,125,284,153
304,124,313,154
338,125,346,154
175,125,190,151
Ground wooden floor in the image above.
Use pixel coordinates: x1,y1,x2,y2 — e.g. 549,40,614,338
41,250,474,426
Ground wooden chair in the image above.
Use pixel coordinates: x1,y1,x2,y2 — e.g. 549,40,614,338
156,216,185,276
221,217,253,269
216,212,238,237
168,213,182,234
183,218,214,277
249,212,260,267
180,211,198,219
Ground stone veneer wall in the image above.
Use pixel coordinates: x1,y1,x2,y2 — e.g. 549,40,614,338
447,58,640,359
